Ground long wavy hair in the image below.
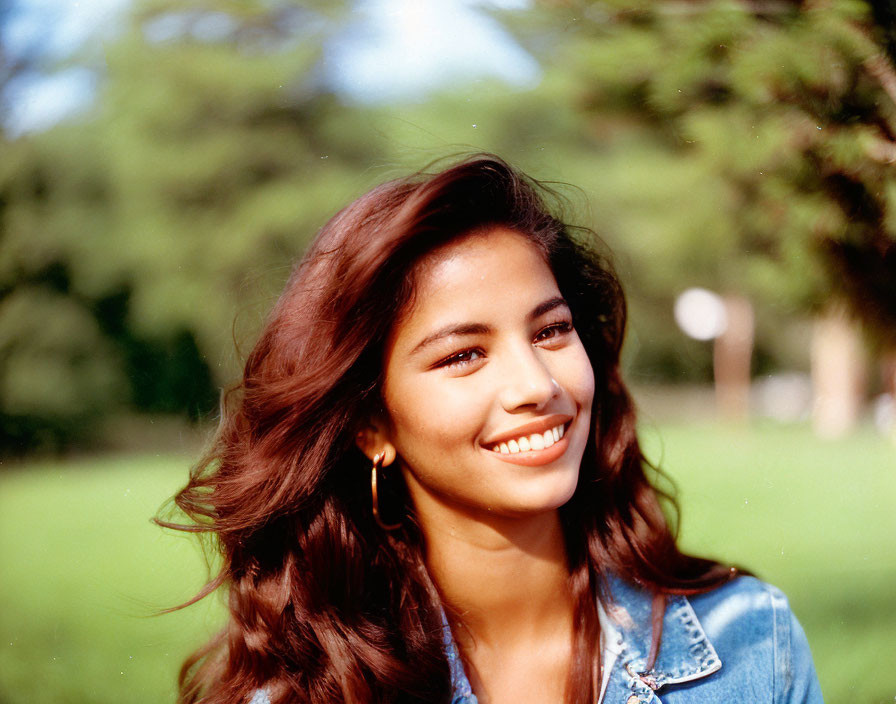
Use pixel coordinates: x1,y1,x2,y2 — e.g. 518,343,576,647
159,155,736,704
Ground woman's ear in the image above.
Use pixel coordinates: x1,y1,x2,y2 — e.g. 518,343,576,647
354,416,397,467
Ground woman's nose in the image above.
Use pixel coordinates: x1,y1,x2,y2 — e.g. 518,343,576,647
498,346,560,412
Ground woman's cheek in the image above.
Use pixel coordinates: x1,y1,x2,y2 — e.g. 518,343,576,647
578,351,596,404
554,344,595,407
388,374,487,452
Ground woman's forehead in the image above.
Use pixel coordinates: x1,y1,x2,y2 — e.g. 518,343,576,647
390,228,560,341
414,226,548,285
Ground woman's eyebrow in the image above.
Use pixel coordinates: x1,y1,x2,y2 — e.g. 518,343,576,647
530,296,569,320
409,296,570,356
410,322,492,356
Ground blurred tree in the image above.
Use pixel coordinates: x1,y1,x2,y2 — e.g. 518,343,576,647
509,0,896,426
527,0,895,324
97,0,367,380
1,1,110,451
0,130,126,451
0,0,370,453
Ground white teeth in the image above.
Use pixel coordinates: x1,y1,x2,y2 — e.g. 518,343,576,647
491,424,567,453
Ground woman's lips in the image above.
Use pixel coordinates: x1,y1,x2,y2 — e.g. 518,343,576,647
486,432,571,466
481,417,573,467
482,414,573,447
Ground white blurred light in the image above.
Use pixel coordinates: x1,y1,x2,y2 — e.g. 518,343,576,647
872,393,895,435
674,288,728,341
755,372,813,422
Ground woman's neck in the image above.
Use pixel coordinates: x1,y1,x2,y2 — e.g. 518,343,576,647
420,508,576,703
421,508,574,649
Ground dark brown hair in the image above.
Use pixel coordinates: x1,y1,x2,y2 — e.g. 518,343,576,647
159,155,734,703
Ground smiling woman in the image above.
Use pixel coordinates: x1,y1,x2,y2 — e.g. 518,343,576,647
159,155,823,704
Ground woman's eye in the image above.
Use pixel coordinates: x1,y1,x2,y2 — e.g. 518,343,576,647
535,321,573,342
437,349,484,369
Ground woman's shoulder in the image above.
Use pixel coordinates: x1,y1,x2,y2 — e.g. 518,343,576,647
603,574,824,703
689,576,822,701
687,573,801,635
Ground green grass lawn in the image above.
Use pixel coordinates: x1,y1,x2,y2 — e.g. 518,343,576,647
1,423,894,703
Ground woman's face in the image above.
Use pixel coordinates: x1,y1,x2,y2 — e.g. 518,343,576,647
377,227,595,525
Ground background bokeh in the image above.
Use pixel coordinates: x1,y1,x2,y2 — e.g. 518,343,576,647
1,1,894,702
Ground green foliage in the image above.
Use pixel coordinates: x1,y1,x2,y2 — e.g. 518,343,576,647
97,2,361,371
525,0,896,342
0,287,123,448
1,132,119,451
0,124,220,452
0,288,118,416
1,1,361,450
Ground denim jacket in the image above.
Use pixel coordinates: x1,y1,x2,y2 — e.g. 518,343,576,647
446,575,823,704
251,575,823,704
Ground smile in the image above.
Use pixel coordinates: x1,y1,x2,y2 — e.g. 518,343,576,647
481,414,574,467
489,423,565,454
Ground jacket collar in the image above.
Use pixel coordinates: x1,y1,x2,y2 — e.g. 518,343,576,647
601,574,721,702
443,574,722,704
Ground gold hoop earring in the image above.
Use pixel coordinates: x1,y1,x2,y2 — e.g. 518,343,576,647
371,452,401,530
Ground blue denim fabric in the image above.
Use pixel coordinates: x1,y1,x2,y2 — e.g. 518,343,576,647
447,574,823,704
443,613,479,704
248,688,270,704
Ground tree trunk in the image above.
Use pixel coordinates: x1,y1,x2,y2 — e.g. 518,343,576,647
713,295,754,422
810,303,867,438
